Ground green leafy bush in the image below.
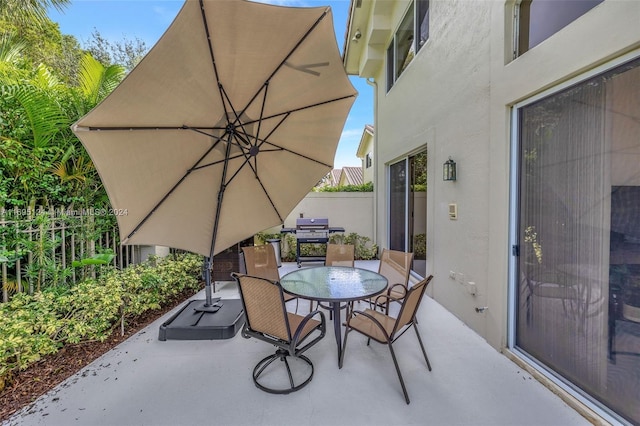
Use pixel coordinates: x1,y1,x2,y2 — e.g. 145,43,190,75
280,232,377,262
0,252,203,391
314,182,373,192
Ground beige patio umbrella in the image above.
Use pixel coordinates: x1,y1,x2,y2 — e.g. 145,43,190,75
72,0,356,310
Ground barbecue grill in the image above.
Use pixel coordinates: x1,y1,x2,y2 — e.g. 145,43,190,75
281,218,344,267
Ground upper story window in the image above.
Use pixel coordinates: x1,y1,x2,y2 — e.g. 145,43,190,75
387,0,429,92
366,153,373,168
516,0,602,56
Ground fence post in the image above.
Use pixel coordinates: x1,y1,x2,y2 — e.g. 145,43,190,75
61,214,66,272
89,214,96,279
27,207,33,294
49,206,56,273
71,230,76,284
1,207,7,303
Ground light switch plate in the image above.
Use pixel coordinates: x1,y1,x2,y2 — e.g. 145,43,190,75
448,203,457,220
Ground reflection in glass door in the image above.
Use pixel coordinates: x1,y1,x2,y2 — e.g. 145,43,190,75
514,57,640,424
389,150,427,277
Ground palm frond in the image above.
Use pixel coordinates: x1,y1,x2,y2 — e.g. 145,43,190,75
0,0,70,28
78,53,125,108
13,84,69,149
0,34,26,64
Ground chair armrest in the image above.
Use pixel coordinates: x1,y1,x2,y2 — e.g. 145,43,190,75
347,309,392,341
387,283,408,299
372,294,394,310
291,309,326,347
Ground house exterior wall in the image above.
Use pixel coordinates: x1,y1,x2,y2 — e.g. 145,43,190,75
363,0,493,339
357,130,375,184
346,0,640,351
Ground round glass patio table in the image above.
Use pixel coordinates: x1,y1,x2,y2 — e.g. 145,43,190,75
280,266,387,366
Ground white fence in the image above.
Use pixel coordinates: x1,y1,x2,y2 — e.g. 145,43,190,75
1,193,379,303
0,207,140,302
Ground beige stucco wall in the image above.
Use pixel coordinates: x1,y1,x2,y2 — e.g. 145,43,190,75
350,0,640,350
367,0,493,340
361,132,375,184
263,192,375,242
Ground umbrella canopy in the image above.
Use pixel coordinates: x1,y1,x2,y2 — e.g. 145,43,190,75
73,0,357,262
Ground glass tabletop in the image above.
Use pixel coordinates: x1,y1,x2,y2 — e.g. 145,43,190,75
280,266,388,302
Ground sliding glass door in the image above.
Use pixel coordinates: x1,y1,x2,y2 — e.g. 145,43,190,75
389,150,427,277
514,56,640,424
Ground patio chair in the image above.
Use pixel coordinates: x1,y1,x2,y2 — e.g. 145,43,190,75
315,243,356,316
232,273,326,394
340,275,434,404
369,249,414,313
242,244,298,312
325,243,355,267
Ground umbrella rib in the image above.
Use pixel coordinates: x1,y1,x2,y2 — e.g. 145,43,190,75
199,0,228,123
258,112,334,168
191,152,245,171
238,7,330,120
82,126,226,131
243,94,355,127
252,82,269,149
221,144,285,225
125,141,223,240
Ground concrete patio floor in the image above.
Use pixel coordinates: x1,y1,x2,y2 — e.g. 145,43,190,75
4,261,591,426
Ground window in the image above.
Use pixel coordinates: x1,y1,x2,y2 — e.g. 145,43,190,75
513,57,640,424
366,153,372,168
387,0,429,91
516,0,602,56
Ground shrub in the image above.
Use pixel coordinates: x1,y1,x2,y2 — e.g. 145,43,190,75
0,252,203,391
279,232,377,262
314,182,373,192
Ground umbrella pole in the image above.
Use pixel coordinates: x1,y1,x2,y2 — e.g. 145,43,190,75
196,135,233,314
195,256,222,312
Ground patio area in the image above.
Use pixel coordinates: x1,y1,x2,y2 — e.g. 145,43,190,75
4,261,591,426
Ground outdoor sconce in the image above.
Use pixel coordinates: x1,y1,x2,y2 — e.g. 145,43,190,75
443,157,457,181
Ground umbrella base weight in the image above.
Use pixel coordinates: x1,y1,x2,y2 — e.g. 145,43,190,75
158,299,245,341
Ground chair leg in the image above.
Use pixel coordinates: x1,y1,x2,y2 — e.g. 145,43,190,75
388,342,410,404
413,325,432,371
282,356,295,389
252,349,314,394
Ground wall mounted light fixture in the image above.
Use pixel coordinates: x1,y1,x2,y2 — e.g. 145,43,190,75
443,157,457,181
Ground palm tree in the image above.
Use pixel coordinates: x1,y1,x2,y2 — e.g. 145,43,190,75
74,52,126,116
0,0,70,28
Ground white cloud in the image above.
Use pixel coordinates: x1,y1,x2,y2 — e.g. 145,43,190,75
340,128,362,141
153,6,176,22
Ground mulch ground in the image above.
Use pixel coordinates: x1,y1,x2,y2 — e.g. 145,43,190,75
0,288,198,423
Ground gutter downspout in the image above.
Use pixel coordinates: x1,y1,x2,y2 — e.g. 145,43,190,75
366,77,378,245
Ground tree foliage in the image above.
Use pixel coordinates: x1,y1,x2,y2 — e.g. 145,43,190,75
84,29,147,72
0,0,70,29
0,5,130,210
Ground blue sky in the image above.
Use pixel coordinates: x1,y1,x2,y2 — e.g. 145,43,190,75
48,0,372,169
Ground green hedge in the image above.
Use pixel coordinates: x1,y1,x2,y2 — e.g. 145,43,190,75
0,253,203,390
313,182,373,192
281,233,377,262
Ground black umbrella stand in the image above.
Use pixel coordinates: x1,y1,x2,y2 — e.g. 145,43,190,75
158,257,245,341
159,145,247,341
